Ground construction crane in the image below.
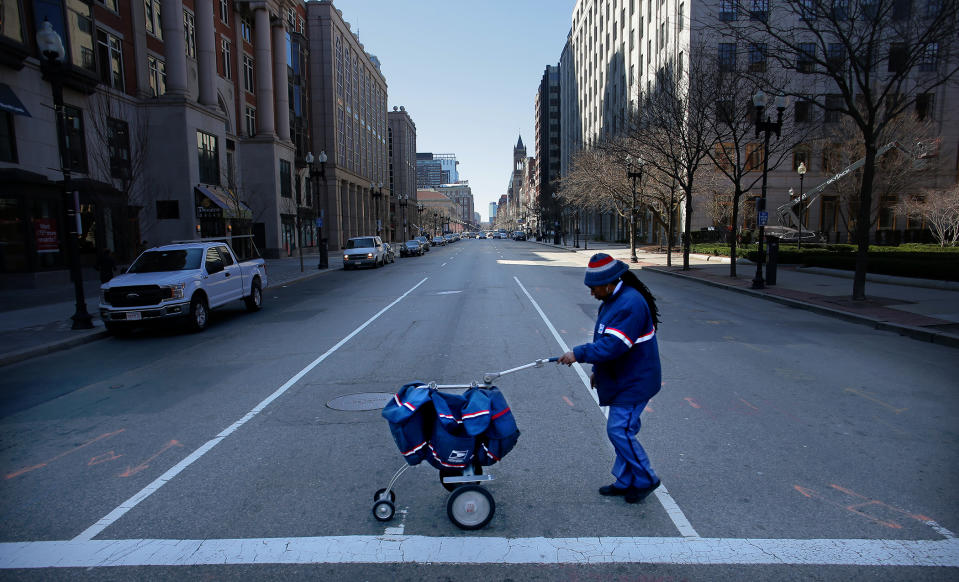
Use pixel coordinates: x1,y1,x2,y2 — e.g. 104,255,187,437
776,140,931,229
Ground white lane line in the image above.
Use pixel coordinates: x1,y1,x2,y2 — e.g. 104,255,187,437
514,276,700,539
2,535,958,568
72,278,429,542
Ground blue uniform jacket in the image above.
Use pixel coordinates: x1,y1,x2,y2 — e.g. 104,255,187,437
572,284,661,406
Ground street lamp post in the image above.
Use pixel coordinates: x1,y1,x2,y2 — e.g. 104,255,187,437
398,196,408,240
626,155,643,263
370,181,383,236
305,151,328,269
797,162,807,250
37,21,93,330
751,90,787,290
432,212,438,237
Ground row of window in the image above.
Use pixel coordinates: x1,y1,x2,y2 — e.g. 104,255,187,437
717,41,939,73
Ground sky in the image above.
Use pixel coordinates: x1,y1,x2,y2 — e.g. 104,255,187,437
334,0,578,222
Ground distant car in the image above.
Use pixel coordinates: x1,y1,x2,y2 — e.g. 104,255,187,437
486,232,494,239
432,236,446,246
382,242,396,263
415,235,431,251
400,240,423,257
512,231,527,241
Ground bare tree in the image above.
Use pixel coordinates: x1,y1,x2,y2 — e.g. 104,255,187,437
627,45,717,270
730,0,959,299
897,185,959,246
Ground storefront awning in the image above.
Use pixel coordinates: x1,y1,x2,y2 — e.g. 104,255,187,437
195,185,252,220
0,83,30,117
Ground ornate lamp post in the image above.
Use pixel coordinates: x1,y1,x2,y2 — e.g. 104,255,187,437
398,196,408,240
751,90,787,290
370,181,383,236
37,21,93,330
626,155,644,263
305,151,328,269
797,162,807,250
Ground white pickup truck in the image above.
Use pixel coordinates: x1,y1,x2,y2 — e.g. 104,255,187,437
99,240,267,333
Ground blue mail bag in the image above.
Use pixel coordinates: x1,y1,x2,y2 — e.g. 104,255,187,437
424,389,491,470
472,387,521,466
381,382,433,465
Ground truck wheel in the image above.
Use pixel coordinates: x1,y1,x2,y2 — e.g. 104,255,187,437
189,296,209,332
244,279,263,312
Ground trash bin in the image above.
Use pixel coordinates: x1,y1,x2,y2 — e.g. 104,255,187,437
765,235,780,286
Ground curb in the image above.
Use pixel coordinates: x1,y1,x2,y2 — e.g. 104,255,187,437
641,266,959,349
0,328,111,367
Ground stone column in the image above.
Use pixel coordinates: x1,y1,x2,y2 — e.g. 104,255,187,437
272,21,290,142
161,0,188,96
253,4,274,135
194,0,216,106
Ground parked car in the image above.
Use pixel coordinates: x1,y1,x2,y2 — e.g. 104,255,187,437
343,236,388,269
99,239,267,333
382,242,396,263
432,236,446,246
401,240,423,257
512,231,527,241
415,235,431,251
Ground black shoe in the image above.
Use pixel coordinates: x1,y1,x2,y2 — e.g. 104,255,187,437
625,480,661,504
598,484,630,496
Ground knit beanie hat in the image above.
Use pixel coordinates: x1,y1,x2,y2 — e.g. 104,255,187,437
584,253,628,286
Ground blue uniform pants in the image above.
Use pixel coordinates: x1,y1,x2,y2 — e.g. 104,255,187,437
607,401,658,489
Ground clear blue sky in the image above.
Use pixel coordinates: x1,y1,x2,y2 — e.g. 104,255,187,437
335,0,577,222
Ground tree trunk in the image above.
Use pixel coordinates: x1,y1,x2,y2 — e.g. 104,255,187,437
853,141,877,301
729,187,742,278
682,185,692,270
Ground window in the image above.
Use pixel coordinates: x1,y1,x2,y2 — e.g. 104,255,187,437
279,159,292,198
749,42,766,72
745,143,763,172
107,118,130,179
750,0,769,20
0,113,17,163
245,106,256,137
794,99,811,123
243,55,255,93
915,93,934,120
799,0,817,19
862,0,880,19
715,142,735,171
221,39,232,79
824,94,843,123
822,144,840,173
719,0,737,20
892,0,912,19
183,11,196,58
717,100,735,123
888,43,908,73
798,43,816,73
148,55,166,96
197,131,219,184
156,200,179,219
219,0,229,24
97,0,119,12
96,29,124,89
827,43,846,71
926,0,942,17
240,18,251,43
919,42,938,72
831,0,849,19
878,195,897,229
821,196,838,233
718,42,736,72
145,0,163,39
678,3,684,30
62,106,87,173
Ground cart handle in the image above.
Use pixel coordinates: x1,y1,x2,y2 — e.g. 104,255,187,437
481,357,558,385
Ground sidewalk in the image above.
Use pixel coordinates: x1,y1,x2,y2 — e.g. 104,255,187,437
1,240,957,367
0,250,344,367
531,238,959,348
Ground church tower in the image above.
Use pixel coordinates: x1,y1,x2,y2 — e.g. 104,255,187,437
509,135,527,215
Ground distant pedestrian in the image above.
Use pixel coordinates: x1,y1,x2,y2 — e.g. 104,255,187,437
558,253,662,504
97,248,116,283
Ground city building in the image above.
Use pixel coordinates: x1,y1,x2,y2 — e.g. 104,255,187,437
306,0,389,249
560,0,958,245
416,188,455,235
415,152,458,188
535,65,561,234
388,105,417,241
435,181,474,231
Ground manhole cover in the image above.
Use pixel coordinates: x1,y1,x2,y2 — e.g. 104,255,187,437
326,392,393,411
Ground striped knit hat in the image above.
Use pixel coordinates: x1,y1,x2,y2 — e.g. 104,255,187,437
584,253,628,287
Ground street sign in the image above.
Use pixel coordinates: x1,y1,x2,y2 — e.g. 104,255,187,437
315,218,323,228
758,211,768,226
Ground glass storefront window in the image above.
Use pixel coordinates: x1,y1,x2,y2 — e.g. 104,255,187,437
0,197,27,271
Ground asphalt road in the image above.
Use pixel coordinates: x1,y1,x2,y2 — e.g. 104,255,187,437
1,239,957,581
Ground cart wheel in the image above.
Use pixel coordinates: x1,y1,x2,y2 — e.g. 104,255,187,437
373,488,396,503
372,499,395,522
439,465,482,492
446,485,495,530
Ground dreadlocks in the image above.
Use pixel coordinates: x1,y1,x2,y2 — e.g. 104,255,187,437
621,270,660,330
